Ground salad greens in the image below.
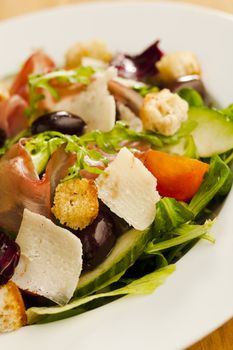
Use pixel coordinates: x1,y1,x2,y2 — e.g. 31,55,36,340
189,156,233,217
26,66,95,119
1,41,233,332
27,265,175,325
145,221,213,254
178,87,204,107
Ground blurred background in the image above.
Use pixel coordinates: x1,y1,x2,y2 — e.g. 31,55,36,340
0,0,233,20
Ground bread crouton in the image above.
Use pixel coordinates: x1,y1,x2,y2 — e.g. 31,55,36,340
66,40,112,69
52,178,99,230
0,281,26,333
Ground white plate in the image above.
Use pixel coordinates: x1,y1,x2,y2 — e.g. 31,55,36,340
1,2,233,349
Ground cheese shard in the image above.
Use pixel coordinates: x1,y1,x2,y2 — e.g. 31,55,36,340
12,209,83,305
53,67,116,132
95,148,160,230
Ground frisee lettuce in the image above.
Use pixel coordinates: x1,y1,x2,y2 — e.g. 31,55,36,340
26,264,175,325
24,122,165,177
26,66,95,119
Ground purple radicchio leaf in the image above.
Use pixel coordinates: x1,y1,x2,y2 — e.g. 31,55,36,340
111,40,163,81
0,232,20,286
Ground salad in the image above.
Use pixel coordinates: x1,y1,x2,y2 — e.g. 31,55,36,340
0,39,233,332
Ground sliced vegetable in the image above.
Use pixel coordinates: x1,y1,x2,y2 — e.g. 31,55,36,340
27,265,175,325
189,107,233,157
74,227,152,298
143,149,209,201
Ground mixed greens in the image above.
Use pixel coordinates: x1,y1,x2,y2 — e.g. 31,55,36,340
0,39,233,332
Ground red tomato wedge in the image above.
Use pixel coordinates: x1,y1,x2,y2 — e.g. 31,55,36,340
143,150,209,202
10,51,55,101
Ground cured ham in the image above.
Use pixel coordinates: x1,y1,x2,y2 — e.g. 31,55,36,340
0,95,28,137
10,51,55,101
0,142,75,233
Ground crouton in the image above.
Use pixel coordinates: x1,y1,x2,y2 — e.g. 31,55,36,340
0,281,26,333
65,40,112,69
140,89,188,136
156,52,201,82
52,178,99,230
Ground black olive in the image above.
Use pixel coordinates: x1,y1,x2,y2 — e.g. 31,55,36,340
0,128,7,148
74,212,116,271
31,111,86,136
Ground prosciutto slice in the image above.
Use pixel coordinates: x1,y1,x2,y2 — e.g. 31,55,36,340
10,50,55,101
0,95,28,137
0,142,75,233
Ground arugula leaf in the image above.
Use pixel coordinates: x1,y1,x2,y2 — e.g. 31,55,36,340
24,131,108,178
145,220,213,254
219,103,233,122
26,265,175,324
0,129,31,156
27,66,95,118
133,85,159,97
158,120,198,146
178,88,204,107
153,197,194,237
24,132,65,173
80,121,163,151
189,155,233,217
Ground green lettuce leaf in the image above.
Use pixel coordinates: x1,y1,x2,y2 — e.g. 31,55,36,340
145,220,213,254
0,129,30,156
26,66,95,119
178,88,204,107
189,155,233,217
24,122,163,176
218,103,233,122
133,85,159,97
153,197,194,237
26,265,175,325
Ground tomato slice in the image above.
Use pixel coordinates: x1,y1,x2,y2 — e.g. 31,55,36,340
143,149,209,202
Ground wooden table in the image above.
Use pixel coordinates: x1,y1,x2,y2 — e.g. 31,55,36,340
0,0,233,349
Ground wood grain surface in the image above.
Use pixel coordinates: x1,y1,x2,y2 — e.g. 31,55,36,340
0,0,232,349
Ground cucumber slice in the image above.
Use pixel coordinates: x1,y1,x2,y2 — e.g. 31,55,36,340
189,107,233,157
74,228,152,298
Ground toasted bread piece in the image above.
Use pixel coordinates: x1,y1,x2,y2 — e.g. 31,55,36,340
52,178,99,230
0,281,26,333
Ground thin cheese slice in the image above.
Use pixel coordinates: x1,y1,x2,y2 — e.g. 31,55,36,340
12,209,82,305
53,67,116,132
95,147,160,230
